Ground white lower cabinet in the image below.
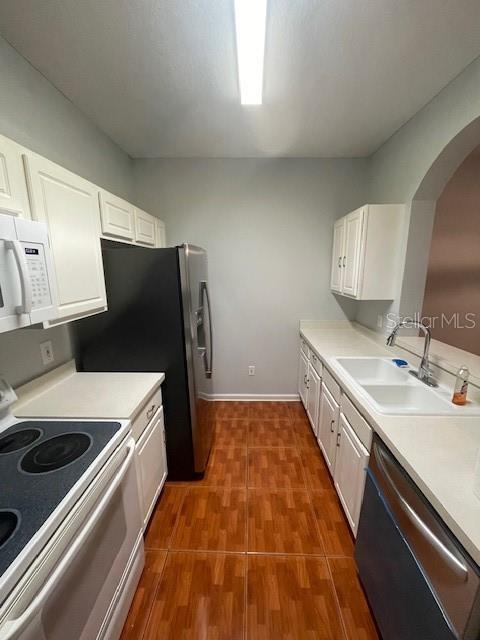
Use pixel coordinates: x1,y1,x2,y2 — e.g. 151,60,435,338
306,363,321,435
334,413,369,536
298,350,309,407
317,384,339,476
135,406,167,528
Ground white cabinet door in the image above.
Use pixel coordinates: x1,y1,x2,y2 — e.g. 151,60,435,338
342,208,364,297
298,350,309,408
134,208,156,247
330,218,345,293
136,408,167,527
306,363,321,436
99,190,135,241
23,152,107,323
317,384,339,475
155,218,167,248
334,413,369,536
0,134,31,219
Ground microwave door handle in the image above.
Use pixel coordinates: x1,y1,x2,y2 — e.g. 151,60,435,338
6,240,32,315
202,281,213,379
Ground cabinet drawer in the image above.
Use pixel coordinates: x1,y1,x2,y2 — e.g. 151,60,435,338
322,367,341,403
310,351,322,377
300,337,310,358
341,392,373,451
131,387,163,441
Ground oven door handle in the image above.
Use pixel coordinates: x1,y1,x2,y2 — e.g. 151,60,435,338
1,440,135,640
5,240,32,315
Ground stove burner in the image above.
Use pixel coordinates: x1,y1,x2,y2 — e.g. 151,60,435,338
0,429,42,454
21,433,92,474
0,511,19,548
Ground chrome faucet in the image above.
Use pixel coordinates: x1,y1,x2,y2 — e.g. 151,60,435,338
386,320,438,387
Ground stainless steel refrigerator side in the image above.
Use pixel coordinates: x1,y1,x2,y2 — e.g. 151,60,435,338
178,244,214,474
178,246,200,471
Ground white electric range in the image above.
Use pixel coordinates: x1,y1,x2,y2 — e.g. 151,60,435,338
0,376,144,640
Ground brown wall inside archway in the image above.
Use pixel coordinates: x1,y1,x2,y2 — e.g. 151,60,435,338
422,145,480,355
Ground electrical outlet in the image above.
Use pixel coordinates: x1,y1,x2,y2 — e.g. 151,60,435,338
40,340,54,366
377,314,383,329
248,365,256,376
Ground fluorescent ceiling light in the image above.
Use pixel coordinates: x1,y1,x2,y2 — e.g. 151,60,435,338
234,0,267,105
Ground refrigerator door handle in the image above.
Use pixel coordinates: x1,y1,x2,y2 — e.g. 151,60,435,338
200,280,213,378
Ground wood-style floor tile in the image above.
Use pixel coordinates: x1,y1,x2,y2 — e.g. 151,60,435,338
172,487,247,552
248,418,297,447
247,555,345,639
144,552,246,640
213,418,248,449
144,486,187,550
212,401,250,419
119,550,167,640
248,401,293,420
198,447,247,487
329,557,379,640
289,401,309,420
248,447,306,489
248,489,324,554
311,490,355,557
300,448,334,492
293,419,320,452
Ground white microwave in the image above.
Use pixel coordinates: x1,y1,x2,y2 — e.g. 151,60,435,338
0,212,58,333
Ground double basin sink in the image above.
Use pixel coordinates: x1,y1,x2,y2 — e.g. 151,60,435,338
332,357,479,416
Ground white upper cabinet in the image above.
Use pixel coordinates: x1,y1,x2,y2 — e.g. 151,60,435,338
134,208,156,247
330,218,344,293
99,190,135,241
155,218,166,248
0,134,31,219
23,152,107,325
330,204,405,300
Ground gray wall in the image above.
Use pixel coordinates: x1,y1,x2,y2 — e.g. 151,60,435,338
133,158,367,397
357,54,480,333
0,36,133,387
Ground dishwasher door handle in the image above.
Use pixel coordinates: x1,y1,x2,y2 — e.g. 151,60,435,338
375,445,469,582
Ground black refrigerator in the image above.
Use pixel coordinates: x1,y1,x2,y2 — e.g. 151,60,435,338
73,240,214,480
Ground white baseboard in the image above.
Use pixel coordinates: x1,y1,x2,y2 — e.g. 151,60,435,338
201,393,301,402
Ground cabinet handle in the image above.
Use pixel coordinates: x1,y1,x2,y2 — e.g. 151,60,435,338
338,257,342,267
146,404,157,420
336,432,341,447
330,419,335,433
343,256,346,268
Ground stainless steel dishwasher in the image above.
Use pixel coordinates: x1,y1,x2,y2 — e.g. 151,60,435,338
355,435,480,640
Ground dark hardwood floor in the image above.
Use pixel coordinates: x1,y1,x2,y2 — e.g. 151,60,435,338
120,401,379,640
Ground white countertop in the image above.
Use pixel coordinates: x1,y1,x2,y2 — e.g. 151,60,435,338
14,360,165,421
300,321,480,565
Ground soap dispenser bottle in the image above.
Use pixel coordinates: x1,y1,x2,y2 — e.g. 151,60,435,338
452,365,469,405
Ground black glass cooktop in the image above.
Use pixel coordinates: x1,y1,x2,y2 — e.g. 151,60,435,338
0,420,121,581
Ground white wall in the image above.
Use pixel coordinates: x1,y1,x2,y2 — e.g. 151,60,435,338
0,36,133,387
133,158,367,397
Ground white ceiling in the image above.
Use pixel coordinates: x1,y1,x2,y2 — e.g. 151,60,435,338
0,0,479,158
